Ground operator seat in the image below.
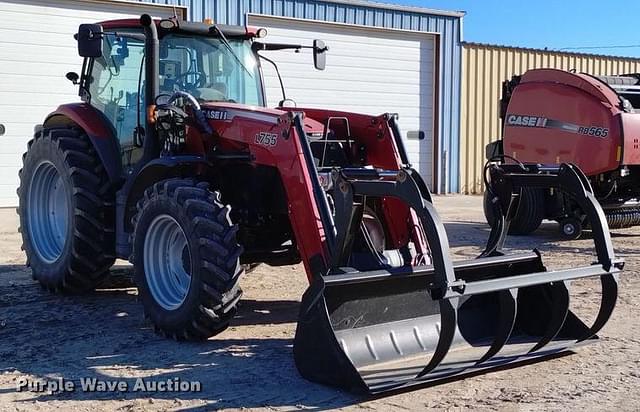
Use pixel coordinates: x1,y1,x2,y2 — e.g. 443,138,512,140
194,82,228,101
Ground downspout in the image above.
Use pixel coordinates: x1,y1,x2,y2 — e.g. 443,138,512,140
452,13,465,194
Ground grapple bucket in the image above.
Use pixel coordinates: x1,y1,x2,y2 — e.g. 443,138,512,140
293,163,622,394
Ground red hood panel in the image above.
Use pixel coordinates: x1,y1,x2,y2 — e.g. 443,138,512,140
200,103,324,134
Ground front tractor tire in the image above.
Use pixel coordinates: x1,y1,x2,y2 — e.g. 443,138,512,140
18,128,115,292
132,179,243,340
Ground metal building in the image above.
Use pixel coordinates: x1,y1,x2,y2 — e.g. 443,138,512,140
0,0,464,207
460,41,640,194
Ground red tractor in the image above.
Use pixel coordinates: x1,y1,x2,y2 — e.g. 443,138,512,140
18,15,622,394
486,68,640,238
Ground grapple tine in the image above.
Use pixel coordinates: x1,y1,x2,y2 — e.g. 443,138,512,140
577,274,619,342
476,288,518,364
528,281,570,354
414,289,519,382
415,298,457,378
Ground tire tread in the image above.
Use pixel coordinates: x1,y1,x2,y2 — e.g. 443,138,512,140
132,178,243,340
17,127,115,293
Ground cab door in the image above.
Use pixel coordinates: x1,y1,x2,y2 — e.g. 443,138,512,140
86,32,145,173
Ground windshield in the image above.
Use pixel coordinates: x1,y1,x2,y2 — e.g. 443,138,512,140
159,34,263,105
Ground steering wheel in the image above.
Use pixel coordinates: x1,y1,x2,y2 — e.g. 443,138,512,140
174,71,207,90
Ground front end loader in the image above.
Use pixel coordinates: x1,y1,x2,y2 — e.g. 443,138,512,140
17,15,622,394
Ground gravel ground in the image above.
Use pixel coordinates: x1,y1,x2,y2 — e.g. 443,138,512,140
0,195,638,411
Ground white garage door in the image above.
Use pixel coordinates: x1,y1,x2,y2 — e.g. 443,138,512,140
249,15,436,187
0,0,181,207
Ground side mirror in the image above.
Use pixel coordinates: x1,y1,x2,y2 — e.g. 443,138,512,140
66,72,79,85
0,124,5,137
76,24,103,58
313,40,327,71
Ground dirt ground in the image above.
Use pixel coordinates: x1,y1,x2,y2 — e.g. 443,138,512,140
0,195,638,411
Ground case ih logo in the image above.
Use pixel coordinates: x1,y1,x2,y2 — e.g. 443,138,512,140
203,110,229,121
506,114,548,128
506,113,609,138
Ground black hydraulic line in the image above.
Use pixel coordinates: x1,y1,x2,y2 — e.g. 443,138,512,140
256,53,287,103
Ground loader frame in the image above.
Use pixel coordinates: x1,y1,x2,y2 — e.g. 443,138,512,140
295,162,621,393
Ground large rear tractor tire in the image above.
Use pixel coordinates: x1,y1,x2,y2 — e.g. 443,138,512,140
17,128,115,292
132,179,243,340
483,187,544,235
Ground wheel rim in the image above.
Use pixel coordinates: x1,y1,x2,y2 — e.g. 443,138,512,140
563,223,576,236
143,214,192,310
27,161,69,263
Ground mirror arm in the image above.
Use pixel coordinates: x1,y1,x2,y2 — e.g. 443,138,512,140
253,42,328,53
253,42,302,52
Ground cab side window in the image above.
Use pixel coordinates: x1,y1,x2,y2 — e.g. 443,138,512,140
87,33,145,168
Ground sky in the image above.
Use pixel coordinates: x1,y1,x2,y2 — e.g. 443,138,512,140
386,1,640,58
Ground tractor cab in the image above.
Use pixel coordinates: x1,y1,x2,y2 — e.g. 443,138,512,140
71,17,325,170
72,19,265,169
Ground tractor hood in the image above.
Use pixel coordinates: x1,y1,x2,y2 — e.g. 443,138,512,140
198,102,325,136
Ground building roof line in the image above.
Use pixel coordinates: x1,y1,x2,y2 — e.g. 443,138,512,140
463,41,640,61
320,0,465,18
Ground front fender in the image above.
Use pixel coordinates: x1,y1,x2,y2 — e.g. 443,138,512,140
121,155,211,233
44,103,123,184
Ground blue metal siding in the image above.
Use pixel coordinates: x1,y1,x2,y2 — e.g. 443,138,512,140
136,0,462,193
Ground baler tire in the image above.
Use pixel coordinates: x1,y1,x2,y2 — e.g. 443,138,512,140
483,188,543,235
510,187,544,235
17,128,115,293
559,217,583,240
131,179,243,340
